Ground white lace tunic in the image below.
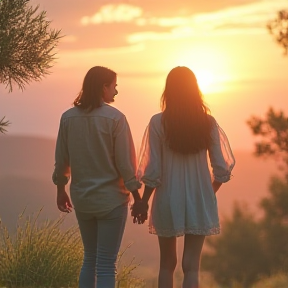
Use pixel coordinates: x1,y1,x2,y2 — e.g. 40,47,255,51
137,113,235,237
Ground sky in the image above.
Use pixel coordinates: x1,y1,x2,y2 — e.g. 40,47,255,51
1,0,288,151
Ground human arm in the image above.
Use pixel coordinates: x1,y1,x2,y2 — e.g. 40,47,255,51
52,117,72,212
134,116,162,223
208,116,236,188
114,115,141,193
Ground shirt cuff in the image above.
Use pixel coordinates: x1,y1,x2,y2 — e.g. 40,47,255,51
213,173,233,183
124,177,142,192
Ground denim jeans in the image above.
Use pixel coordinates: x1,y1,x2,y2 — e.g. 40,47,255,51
75,203,128,288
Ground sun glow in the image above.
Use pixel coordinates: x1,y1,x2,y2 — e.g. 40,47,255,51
166,45,234,95
193,70,215,94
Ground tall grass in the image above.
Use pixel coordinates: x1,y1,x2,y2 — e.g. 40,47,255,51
116,244,145,288
0,209,82,288
0,208,145,288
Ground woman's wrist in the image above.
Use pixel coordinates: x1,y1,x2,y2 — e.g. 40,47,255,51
131,190,141,201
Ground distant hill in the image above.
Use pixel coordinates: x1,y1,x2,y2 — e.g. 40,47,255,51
0,135,280,278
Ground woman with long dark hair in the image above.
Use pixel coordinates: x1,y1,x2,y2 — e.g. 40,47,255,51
135,66,235,288
52,66,142,288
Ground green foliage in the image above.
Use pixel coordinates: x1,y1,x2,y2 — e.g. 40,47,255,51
0,209,83,288
0,208,145,288
203,109,288,288
0,0,62,92
202,203,267,288
116,243,145,288
259,176,288,273
252,273,288,288
267,10,288,55
247,107,288,172
0,116,11,133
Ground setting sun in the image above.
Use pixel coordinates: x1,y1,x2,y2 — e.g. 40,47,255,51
193,70,215,93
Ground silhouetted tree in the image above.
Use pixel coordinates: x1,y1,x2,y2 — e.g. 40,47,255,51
202,204,268,288
0,0,62,133
247,107,288,176
202,109,288,287
248,108,288,273
267,9,288,55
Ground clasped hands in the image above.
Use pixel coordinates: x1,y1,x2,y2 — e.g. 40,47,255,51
131,200,148,224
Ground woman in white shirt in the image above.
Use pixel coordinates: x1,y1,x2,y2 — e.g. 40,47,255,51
53,66,142,288
135,66,235,288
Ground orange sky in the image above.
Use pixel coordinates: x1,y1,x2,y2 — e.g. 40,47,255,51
0,0,287,151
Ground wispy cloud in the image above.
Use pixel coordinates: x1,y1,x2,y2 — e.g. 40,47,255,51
80,0,287,44
81,4,143,25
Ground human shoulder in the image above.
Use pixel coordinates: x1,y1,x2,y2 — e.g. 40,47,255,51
207,114,218,128
61,107,80,119
148,112,163,135
100,103,125,121
149,112,162,126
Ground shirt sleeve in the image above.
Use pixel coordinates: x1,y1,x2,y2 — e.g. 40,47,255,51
113,115,141,192
52,117,71,185
208,117,236,183
137,119,162,188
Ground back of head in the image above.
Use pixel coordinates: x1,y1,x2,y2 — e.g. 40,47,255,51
161,66,212,154
73,66,116,111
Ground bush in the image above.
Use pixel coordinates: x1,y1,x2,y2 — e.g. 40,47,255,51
252,273,288,288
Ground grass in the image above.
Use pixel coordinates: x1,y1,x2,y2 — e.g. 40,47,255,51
1,208,286,288
0,208,82,288
0,208,145,288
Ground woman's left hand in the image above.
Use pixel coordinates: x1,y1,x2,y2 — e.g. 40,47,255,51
57,190,73,213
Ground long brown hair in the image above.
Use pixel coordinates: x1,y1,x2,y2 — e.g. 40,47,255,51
73,66,116,111
161,66,212,154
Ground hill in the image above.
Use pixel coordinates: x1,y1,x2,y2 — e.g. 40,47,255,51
0,135,279,278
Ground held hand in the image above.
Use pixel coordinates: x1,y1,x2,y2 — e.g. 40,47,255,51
131,200,148,224
57,190,73,213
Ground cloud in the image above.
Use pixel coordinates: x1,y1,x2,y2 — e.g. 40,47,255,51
59,0,288,50
81,4,143,25
126,0,288,43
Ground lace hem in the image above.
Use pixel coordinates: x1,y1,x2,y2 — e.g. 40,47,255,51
148,225,220,237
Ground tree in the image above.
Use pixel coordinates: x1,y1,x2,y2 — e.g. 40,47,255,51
267,9,288,55
202,109,288,287
247,107,288,175
0,0,62,133
202,204,268,288
248,108,288,273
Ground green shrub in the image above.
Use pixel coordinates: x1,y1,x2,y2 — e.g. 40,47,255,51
252,273,288,288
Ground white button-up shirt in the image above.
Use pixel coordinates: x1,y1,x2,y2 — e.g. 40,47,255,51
53,103,141,215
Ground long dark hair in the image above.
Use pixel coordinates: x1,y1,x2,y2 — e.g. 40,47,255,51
73,66,116,111
161,66,212,154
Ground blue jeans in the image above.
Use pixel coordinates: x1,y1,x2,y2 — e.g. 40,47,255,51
75,203,128,288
